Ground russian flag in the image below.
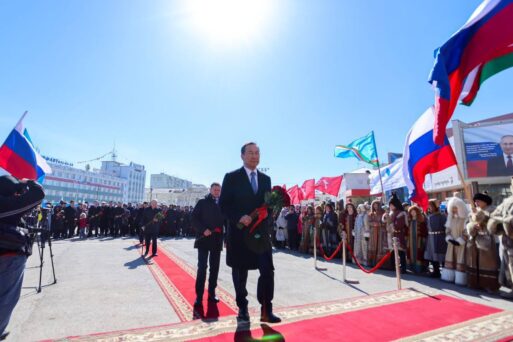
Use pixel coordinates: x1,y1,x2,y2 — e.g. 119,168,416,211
428,0,513,145
0,112,52,182
402,107,457,210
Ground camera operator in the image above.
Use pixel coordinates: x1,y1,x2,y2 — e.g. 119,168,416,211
0,175,44,340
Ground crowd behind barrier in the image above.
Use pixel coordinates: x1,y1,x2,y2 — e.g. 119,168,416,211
32,186,513,299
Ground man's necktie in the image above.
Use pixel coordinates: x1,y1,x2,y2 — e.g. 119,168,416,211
508,155,513,169
250,171,258,194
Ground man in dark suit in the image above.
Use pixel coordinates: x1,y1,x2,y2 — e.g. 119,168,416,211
488,135,513,177
220,142,281,323
192,182,224,306
64,200,77,238
142,200,161,257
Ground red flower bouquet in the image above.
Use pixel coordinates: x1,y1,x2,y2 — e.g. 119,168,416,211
237,186,291,234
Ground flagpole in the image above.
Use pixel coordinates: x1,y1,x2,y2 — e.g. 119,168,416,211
454,162,475,210
371,131,387,203
16,111,28,128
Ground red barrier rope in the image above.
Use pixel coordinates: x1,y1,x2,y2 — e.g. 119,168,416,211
345,242,392,274
315,232,343,261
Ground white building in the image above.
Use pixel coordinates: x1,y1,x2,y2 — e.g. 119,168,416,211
150,173,192,190
145,184,209,206
100,161,146,203
42,156,146,204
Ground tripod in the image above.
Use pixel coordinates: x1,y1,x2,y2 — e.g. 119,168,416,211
31,226,57,293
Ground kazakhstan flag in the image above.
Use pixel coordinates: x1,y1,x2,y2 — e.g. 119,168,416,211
334,131,379,167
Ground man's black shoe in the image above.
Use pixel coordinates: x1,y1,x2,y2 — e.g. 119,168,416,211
0,332,10,341
260,312,281,323
237,307,250,322
208,295,220,303
151,253,158,257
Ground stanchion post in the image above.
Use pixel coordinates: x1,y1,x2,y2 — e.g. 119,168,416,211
342,231,359,284
393,237,402,290
314,227,327,271
313,227,317,269
342,231,347,281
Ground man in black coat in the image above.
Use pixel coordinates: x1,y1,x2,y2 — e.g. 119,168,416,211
192,183,224,306
142,200,161,257
64,200,77,238
220,142,280,323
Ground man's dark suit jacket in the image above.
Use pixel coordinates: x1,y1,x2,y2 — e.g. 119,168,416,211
220,167,272,270
487,155,513,177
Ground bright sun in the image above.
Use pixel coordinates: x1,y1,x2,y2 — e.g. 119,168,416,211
183,0,274,46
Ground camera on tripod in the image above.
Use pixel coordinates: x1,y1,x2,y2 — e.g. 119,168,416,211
24,206,57,293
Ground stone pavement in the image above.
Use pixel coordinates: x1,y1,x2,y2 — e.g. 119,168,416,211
7,237,513,341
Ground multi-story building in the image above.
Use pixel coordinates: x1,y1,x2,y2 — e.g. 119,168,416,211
145,184,209,206
100,161,146,203
42,156,146,204
150,173,192,190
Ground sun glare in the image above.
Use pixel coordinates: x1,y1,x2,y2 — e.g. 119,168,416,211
183,0,274,46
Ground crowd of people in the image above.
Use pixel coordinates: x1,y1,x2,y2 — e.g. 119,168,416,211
274,191,512,298
31,185,513,300
36,200,196,241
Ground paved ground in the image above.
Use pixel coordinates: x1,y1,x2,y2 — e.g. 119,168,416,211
7,237,513,341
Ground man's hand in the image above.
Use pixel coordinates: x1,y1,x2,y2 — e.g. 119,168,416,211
239,215,252,227
203,229,212,237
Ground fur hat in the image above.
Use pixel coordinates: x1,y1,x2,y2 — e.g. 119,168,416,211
0,175,23,197
388,193,404,211
473,193,492,206
446,196,470,228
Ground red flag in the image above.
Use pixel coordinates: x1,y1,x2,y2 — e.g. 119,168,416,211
315,176,343,197
287,185,303,205
300,179,315,200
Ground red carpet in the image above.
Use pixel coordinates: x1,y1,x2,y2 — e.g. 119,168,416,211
54,289,513,341
190,295,502,341
143,245,237,321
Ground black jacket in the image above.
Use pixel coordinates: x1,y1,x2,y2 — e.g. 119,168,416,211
143,207,161,234
192,194,224,251
487,155,513,177
0,180,44,255
220,167,272,269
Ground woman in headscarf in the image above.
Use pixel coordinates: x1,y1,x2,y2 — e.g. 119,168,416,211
354,203,370,266
384,193,408,274
407,205,428,274
466,193,500,292
442,196,469,285
368,200,387,267
300,206,315,253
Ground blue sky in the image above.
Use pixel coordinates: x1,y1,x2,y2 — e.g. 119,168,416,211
1,0,512,187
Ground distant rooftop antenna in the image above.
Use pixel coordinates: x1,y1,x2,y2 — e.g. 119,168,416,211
112,141,118,162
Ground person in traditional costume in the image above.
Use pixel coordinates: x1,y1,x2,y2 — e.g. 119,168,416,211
323,204,339,254
313,206,323,253
407,205,428,273
300,206,315,253
384,194,408,273
353,204,370,266
442,196,469,285
488,178,513,299
368,200,385,267
466,193,499,293
424,199,447,278
342,203,356,262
